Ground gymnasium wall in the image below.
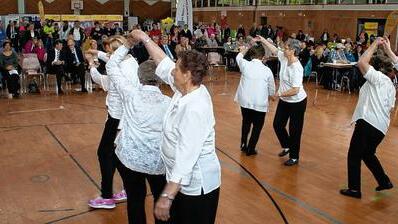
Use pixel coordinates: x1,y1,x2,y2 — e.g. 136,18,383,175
2,0,171,20
0,0,18,15
194,10,393,41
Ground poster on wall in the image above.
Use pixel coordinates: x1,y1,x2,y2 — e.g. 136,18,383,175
364,22,378,36
175,0,193,31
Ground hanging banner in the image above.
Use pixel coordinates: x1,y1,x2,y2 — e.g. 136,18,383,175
385,11,398,36
175,0,193,32
38,1,45,20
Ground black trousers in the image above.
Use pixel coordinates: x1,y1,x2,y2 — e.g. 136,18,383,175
170,188,220,224
115,157,168,224
4,72,20,95
97,114,120,199
273,98,307,159
50,65,65,92
70,63,86,90
347,119,391,191
240,107,266,152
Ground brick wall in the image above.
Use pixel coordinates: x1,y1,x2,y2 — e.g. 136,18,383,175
194,10,392,41
0,0,18,15
130,1,171,20
25,0,123,15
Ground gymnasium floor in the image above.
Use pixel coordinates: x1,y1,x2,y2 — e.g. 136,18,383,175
1,72,397,224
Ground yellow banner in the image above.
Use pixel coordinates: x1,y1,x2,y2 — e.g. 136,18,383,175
364,22,378,30
44,14,61,21
60,15,123,21
38,1,44,20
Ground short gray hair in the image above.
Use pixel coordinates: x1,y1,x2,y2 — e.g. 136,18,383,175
138,60,161,85
286,39,301,56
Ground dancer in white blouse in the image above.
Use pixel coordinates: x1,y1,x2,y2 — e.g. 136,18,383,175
235,44,275,156
340,37,396,199
86,36,139,209
130,30,221,224
106,37,171,223
257,35,307,166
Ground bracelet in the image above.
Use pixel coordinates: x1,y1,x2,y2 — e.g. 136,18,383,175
143,38,151,44
160,193,174,201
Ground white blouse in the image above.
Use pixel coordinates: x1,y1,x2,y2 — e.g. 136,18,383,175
107,46,170,174
352,66,396,135
235,53,275,112
277,50,307,103
102,50,140,119
155,57,221,196
90,51,109,91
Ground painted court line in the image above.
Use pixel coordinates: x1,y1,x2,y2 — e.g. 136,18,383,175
8,106,65,114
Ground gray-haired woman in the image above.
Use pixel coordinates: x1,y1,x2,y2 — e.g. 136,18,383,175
257,36,307,166
130,29,221,224
106,38,171,224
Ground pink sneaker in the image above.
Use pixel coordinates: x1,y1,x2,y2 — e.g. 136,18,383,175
88,197,116,209
112,190,127,201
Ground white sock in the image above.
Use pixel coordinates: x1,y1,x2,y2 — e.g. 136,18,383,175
283,148,289,152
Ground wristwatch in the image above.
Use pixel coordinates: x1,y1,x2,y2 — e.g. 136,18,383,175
160,193,175,201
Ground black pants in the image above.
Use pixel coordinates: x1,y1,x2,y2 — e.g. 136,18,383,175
347,119,391,191
116,157,168,224
97,114,120,199
273,98,307,159
170,188,220,224
4,72,20,95
240,107,266,152
50,65,65,92
70,63,86,90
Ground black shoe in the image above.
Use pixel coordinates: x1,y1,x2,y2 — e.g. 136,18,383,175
240,144,247,153
246,150,258,156
58,90,64,95
278,149,289,157
340,189,362,199
284,158,298,166
376,182,393,192
81,88,88,93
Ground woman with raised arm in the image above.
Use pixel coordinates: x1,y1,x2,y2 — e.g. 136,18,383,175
235,44,275,156
340,37,396,199
257,35,307,166
130,29,221,224
87,36,138,210
105,37,171,224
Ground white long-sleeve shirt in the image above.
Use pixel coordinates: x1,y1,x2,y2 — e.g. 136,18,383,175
89,51,110,91
352,66,396,135
106,45,170,174
155,57,221,196
277,50,307,103
102,50,139,119
235,53,275,112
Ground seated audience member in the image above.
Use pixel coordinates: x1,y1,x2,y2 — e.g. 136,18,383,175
21,23,40,52
329,43,348,63
175,36,192,56
345,44,356,62
46,39,67,94
66,39,87,92
179,24,193,41
353,44,364,62
33,39,47,70
311,45,327,75
0,41,20,98
159,34,176,61
206,33,221,65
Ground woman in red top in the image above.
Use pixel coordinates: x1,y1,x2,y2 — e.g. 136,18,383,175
33,39,47,70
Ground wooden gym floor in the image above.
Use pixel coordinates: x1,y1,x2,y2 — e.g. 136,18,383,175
0,71,397,224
